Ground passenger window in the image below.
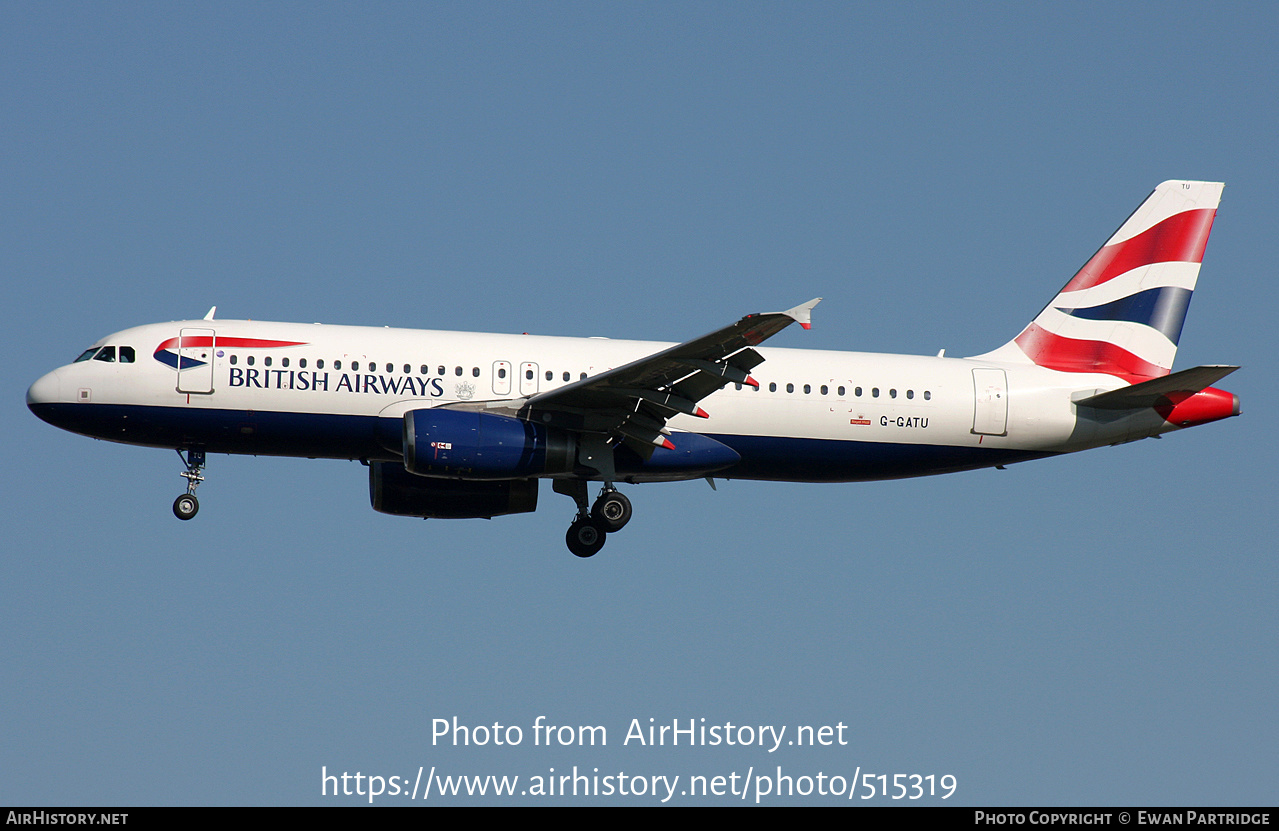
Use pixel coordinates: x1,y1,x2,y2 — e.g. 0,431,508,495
563,371,570,382
420,365,428,375
229,355,238,365
388,363,395,373
265,357,272,367
352,361,359,371
498,368,507,379
472,367,480,377
924,391,932,401
334,360,341,370
906,390,914,400
455,366,462,376
93,346,116,362
889,388,896,399
545,370,553,381
872,388,879,398
438,366,445,376
526,369,534,380
769,382,777,392
300,358,307,369
403,364,410,374
838,386,845,396
281,358,289,368
820,385,828,395
803,384,811,394
317,359,325,369
786,383,794,393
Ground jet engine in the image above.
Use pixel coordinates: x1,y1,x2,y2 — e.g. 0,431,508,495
369,461,538,519
402,408,577,479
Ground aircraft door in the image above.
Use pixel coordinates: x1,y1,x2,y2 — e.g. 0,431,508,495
519,362,539,396
972,368,1008,436
176,328,216,395
493,361,512,395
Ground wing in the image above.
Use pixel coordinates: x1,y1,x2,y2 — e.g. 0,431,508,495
452,298,820,461
529,298,819,455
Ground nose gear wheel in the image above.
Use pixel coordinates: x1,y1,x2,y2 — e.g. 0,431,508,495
173,448,206,520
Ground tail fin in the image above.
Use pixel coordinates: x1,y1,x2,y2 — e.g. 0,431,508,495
975,180,1224,381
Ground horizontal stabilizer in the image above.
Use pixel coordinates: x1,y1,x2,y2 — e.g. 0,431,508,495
1074,365,1239,410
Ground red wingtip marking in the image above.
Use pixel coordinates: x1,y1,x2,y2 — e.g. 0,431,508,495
661,438,676,450
695,407,710,418
745,376,759,389
800,322,811,330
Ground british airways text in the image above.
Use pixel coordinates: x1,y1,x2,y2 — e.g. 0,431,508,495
228,368,445,397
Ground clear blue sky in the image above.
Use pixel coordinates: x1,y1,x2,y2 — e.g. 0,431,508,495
3,2,1274,805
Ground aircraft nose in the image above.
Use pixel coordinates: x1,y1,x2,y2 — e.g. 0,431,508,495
27,369,63,415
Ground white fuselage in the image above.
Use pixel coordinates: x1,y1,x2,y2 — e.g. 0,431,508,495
28,317,1158,483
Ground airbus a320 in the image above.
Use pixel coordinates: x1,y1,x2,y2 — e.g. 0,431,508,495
27,181,1240,557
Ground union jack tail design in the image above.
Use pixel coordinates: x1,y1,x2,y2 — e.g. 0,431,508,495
978,180,1223,381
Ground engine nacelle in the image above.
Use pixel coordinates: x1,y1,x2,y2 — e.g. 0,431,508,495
369,461,538,518
403,408,577,479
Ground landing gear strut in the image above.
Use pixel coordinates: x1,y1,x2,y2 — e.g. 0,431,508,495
173,448,205,521
553,480,634,557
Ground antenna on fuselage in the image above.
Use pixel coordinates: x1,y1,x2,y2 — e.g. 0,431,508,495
203,306,217,320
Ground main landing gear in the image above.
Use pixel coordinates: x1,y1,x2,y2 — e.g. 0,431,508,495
172,448,205,521
592,488,632,533
555,481,633,558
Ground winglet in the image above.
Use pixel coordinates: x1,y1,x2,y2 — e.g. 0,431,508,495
780,297,821,330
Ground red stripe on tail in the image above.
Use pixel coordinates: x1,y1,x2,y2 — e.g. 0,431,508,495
1061,208,1216,293
1014,323,1166,381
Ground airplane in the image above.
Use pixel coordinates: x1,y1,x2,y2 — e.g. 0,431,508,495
27,180,1239,557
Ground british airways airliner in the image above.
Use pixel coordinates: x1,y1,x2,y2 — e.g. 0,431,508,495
27,181,1239,557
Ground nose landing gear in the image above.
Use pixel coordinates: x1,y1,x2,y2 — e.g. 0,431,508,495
172,448,205,520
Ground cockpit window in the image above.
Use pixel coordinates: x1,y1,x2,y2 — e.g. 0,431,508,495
74,348,99,363
93,346,117,363
119,346,135,363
